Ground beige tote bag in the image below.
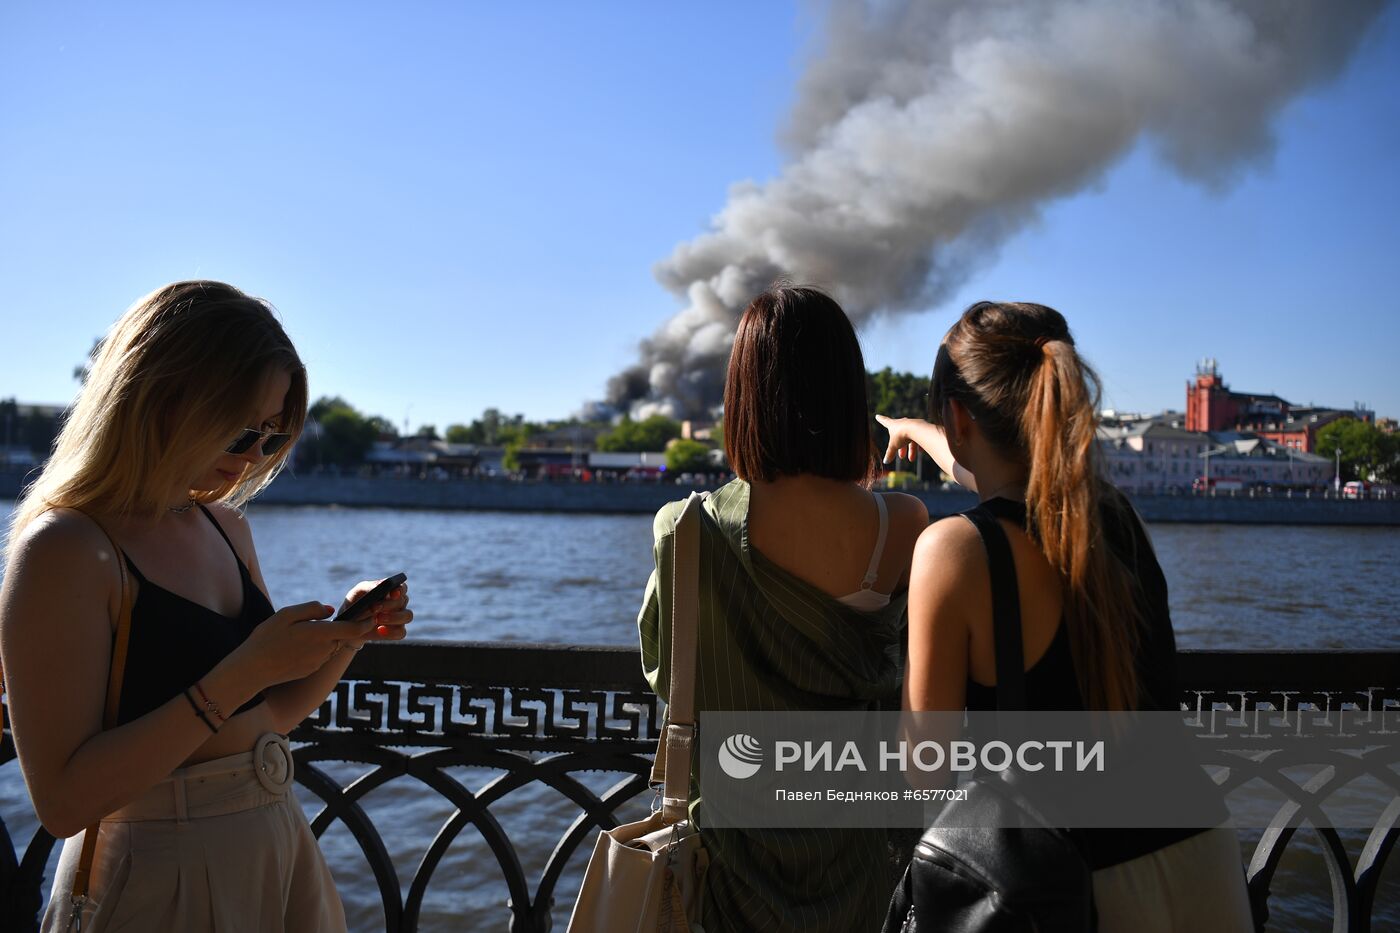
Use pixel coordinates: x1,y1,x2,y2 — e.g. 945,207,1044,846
567,491,709,933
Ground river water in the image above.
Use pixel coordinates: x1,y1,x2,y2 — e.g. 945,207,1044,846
1,501,1396,929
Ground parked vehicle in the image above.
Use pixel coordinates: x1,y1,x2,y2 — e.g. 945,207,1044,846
1193,476,1244,493
1342,480,1370,499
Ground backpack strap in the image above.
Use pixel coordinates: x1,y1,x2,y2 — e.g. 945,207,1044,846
958,505,1027,711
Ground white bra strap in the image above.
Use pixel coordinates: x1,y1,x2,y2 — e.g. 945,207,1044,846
860,492,889,589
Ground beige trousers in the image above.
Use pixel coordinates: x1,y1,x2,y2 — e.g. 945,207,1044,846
1092,824,1254,933
41,733,346,933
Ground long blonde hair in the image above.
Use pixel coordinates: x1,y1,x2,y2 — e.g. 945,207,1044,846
8,281,307,543
930,301,1141,710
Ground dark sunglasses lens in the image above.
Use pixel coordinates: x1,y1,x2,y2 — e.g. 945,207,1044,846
226,429,260,454
261,433,292,456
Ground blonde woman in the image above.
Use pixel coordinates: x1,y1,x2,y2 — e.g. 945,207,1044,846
0,281,412,932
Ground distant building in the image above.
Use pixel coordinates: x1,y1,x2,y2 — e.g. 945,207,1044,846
9,402,66,420
1101,409,1189,430
474,446,507,475
1184,359,1372,452
526,424,606,450
0,445,39,468
362,437,484,475
1251,407,1362,454
513,446,582,478
681,420,718,442
579,451,667,483
1096,406,1334,492
0,401,67,466
1199,436,1332,489
1097,416,1213,493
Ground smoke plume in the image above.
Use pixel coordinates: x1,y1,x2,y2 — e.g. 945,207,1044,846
605,0,1388,419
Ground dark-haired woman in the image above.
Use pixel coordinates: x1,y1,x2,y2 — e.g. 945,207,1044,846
878,301,1251,931
0,281,412,932
637,286,929,932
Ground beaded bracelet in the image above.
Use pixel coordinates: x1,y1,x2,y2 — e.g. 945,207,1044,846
183,687,219,734
192,679,227,724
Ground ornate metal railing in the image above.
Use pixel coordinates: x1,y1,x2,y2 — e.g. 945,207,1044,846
3,644,1398,932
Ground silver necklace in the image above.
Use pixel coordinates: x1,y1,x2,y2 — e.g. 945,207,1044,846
168,497,197,513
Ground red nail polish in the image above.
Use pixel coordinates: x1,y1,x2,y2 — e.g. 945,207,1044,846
378,624,390,636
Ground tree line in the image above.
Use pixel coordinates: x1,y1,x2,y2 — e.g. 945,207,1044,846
1316,417,1400,484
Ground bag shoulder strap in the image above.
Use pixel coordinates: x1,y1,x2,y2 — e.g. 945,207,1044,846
958,505,1026,711
68,510,135,912
649,491,706,824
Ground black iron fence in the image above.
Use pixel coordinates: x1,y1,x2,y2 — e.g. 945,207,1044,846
3,643,1398,932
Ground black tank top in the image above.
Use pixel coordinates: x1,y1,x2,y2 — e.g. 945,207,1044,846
962,492,1179,713
959,490,1220,868
115,504,272,725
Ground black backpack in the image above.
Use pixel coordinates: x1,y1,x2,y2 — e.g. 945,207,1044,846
882,505,1096,933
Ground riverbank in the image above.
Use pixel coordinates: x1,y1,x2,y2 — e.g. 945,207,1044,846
2,468,1395,525
6,470,1389,525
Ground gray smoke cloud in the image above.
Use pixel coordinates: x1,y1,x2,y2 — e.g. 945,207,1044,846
605,0,1389,420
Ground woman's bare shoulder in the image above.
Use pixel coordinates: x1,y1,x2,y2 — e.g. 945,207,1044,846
905,515,986,645
912,514,985,580
2,508,119,620
8,507,115,566
880,490,931,529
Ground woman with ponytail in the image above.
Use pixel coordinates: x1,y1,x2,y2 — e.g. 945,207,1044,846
878,301,1250,931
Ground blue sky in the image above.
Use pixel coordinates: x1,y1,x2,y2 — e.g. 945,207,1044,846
2,2,1397,434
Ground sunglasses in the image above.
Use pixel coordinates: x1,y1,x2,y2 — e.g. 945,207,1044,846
226,426,293,457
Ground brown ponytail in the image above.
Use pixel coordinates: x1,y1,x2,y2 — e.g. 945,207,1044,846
1024,340,1139,710
931,302,1141,710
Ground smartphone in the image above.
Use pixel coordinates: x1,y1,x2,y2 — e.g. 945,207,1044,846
335,572,408,622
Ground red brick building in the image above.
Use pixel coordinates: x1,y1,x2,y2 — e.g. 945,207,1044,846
1184,359,1370,453
1186,359,1288,433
